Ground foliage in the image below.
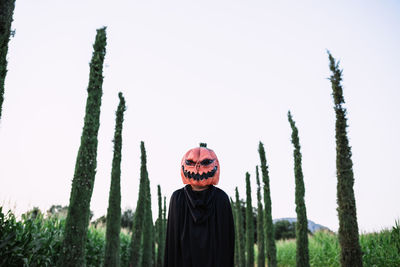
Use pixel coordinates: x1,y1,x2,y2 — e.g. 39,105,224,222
104,92,126,267
0,207,64,266
156,185,165,267
1,210,399,267
277,231,339,267
276,227,400,267
245,172,254,267
129,141,151,267
47,205,93,221
23,206,43,220
231,197,239,267
233,198,258,241
328,51,363,267
274,220,296,241
0,207,133,267
121,208,134,230
120,231,132,267
86,226,105,266
46,205,69,219
141,144,155,267
0,0,16,119
258,141,277,267
235,187,246,267
91,215,106,228
57,27,107,267
65,208,131,231
162,195,167,258
255,166,265,267
361,226,400,267
288,111,310,267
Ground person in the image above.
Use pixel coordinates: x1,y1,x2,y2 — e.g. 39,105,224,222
164,143,235,267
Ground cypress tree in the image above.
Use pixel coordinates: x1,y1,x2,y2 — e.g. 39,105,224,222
288,111,310,267
258,142,277,267
57,27,107,267
255,166,265,267
163,195,167,240
103,92,126,267
156,185,164,267
245,172,254,267
162,195,167,262
328,51,363,267
0,0,16,120
129,141,148,267
140,158,154,267
230,197,239,267
235,187,246,267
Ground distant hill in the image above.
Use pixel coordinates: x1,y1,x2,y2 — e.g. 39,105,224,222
273,217,331,233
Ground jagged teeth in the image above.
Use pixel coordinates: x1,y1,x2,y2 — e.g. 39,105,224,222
182,166,218,181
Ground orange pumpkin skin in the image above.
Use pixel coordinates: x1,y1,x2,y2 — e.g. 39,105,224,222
181,146,220,186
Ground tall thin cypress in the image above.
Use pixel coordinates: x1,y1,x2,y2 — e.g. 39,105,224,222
255,166,265,267
0,0,15,120
328,51,363,267
245,172,254,267
231,197,239,267
57,27,107,267
156,185,164,267
140,159,154,267
258,142,277,267
103,93,126,267
162,195,167,261
288,111,310,267
235,187,246,267
151,191,155,265
129,141,148,267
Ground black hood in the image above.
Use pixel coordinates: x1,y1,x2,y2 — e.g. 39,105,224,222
183,185,216,224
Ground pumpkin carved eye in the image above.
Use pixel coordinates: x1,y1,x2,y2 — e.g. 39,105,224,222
200,159,214,166
185,159,195,166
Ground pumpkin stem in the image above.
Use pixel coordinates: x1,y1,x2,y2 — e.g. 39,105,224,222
199,143,207,148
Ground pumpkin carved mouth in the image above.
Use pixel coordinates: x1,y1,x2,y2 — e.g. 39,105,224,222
182,165,218,181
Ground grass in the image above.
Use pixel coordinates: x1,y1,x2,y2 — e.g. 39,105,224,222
276,231,340,267
274,225,400,267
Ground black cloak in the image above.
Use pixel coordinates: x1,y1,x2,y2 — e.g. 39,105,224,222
164,185,235,267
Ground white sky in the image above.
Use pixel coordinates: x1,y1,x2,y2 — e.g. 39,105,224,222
0,0,399,232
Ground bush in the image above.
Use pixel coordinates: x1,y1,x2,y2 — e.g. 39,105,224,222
274,220,296,240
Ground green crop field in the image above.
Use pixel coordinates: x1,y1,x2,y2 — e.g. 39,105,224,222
1,207,399,267
0,208,131,267
274,227,400,267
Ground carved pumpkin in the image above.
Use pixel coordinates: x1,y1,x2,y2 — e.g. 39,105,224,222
181,143,220,186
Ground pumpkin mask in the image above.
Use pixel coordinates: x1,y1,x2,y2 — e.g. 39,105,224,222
181,143,220,186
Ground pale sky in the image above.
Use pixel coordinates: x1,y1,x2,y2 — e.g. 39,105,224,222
0,0,399,232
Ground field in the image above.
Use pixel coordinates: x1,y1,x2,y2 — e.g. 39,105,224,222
1,208,399,267
275,227,400,267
